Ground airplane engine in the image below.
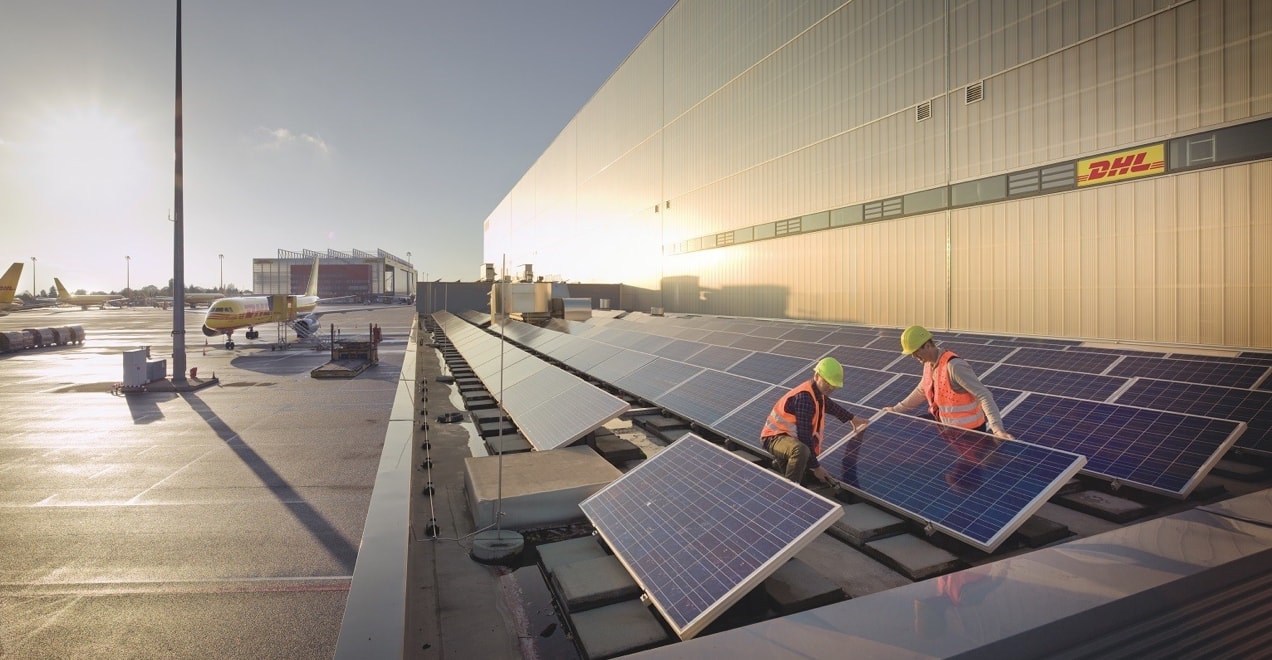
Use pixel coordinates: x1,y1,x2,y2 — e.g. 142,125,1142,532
293,316,320,338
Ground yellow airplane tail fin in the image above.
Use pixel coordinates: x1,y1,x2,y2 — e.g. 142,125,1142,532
54,277,71,300
0,263,22,305
305,257,320,297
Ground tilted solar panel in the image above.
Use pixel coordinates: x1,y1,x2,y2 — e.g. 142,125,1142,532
586,349,657,385
779,327,835,343
1002,393,1246,497
822,345,902,371
1005,347,1120,374
770,340,831,360
818,413,1085,552
726,352,810,386
655,369,773,426
613,358,705,403
684,344,750,371
514,381,631,450
728,334,782,353
650,338,709,362
1111,378,1272,456
579,434,842,640
981,364,1129,402
708,388,782,453
1108,356,1270,388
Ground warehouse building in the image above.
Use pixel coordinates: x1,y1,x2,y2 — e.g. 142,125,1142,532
482,0,1271,350
253,248,414,302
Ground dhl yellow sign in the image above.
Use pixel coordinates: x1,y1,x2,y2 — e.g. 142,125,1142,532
1077,144,1165,187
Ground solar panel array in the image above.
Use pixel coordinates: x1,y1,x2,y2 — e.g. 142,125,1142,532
579,434,842,640
431,311,629,450
818,413,1086,552
459,311,1269,497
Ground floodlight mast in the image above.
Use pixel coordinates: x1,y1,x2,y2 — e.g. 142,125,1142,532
171,0,187,381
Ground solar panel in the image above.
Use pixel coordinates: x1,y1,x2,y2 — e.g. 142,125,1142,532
629,333,675,354
980,364,1129,402
561,342,623,372
818,413,1085,552
793,366,900,404
650,339,709,362
1005,347,1120,374
701,330,745,346
747,325,790,339
726,352,809,386
728,334,782,352
822,331,878,348
655,370,773,426
933,341,1020,363
1111,379,1272,456
1002,393,1246,497
708,388,782,453
579,434,842,640
684,344,750,371
771,340,831,360
1107,356,1269,388
860,374,922,411
779,327,834,343
822,345,901,371
514,381,631,450
587,349,657,384
614,358,704,403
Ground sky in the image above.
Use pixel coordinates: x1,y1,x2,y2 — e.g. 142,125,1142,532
0,0,675,294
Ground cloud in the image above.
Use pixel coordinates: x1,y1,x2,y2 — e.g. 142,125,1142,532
255,127,331,155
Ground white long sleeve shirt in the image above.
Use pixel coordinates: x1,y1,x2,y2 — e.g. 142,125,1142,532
892,353,1008,435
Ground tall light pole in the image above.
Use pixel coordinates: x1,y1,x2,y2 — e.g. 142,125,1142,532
218,254,224,291
30,257,35,297
125,256,130,299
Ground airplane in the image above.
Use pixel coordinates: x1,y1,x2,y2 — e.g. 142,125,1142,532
0,262,24,315
201,257,323,349
53,277,125,310
153,292,226,309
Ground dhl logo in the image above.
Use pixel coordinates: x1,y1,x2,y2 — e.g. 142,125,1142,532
1077,144,1165,187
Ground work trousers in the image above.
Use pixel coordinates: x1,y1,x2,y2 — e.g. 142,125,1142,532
767,434,811,483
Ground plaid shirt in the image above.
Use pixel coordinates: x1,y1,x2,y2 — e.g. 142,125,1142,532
767,384,855,469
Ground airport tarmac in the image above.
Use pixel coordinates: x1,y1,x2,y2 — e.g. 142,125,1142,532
0,304,415,659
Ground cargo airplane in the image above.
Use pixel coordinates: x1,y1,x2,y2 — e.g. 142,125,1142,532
54,278,125,310
201,258,323,349
0,263,24,315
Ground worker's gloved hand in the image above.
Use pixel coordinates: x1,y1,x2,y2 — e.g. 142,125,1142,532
992,429,1014,442
880,406,896,414
811,465,831,484
851,417,869,434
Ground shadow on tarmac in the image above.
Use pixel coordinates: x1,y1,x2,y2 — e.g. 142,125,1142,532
180,391,359,573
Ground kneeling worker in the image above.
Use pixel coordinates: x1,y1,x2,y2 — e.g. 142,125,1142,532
883,325,1014,441
761,357,869,484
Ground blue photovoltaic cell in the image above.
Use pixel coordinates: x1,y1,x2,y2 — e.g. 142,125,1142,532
935,341,1020,363
685,344,750,371
1002,393,1245,497
655,370,772,426
729,334,782,353
822,331,878,348
1237,351,1272,364
782,365,898,404
579,434,842,640
726,352,809,385
614,358,704,403
747,325,790,339
586,350,657,385
709,389,784,453
818,414,1085,552
701,330,744,346
1005,347,1120,374
994,336,1082,348
651,339,709,362
981,364,1128,402
779,327,835,343
1112,379,1272,456
860,375,921,410
561,342,623,372
771,340,831,360
1107,356,1269,388
822,345,901,371
629,333,675,354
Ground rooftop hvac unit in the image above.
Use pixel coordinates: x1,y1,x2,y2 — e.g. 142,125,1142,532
520,264,533,283
479,263,495,282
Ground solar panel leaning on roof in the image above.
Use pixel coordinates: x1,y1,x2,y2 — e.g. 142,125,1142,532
578,434,842,640
1111,378,1272,456
1107,355,1271,388
979,363,1131,402
1001,392,1246,497
817,413,1085,552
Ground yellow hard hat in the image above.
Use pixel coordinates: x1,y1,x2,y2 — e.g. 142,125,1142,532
900,325,933,355
814,357,843,387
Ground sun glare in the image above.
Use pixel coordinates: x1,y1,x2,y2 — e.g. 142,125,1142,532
30,107,150,212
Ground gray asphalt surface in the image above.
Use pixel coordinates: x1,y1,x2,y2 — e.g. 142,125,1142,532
0,304,415,659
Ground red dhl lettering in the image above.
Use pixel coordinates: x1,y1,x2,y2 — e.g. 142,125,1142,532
1077,144,1165,187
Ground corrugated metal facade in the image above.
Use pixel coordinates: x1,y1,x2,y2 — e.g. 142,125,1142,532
483,0,1272,349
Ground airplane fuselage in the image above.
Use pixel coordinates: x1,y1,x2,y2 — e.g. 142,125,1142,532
201,295,319,339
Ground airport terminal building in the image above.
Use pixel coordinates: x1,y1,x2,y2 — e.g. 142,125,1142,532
482,0,1271,350
252,248,415,302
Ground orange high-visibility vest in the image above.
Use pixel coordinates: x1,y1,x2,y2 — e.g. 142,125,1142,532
761,380,825,455
921,350,987,429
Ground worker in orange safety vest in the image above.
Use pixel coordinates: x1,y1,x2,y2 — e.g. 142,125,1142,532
761,357,869,484
882,325,1014,441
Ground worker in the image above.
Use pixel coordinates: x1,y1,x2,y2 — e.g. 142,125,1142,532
761,357,869,484
882,325,1014,440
